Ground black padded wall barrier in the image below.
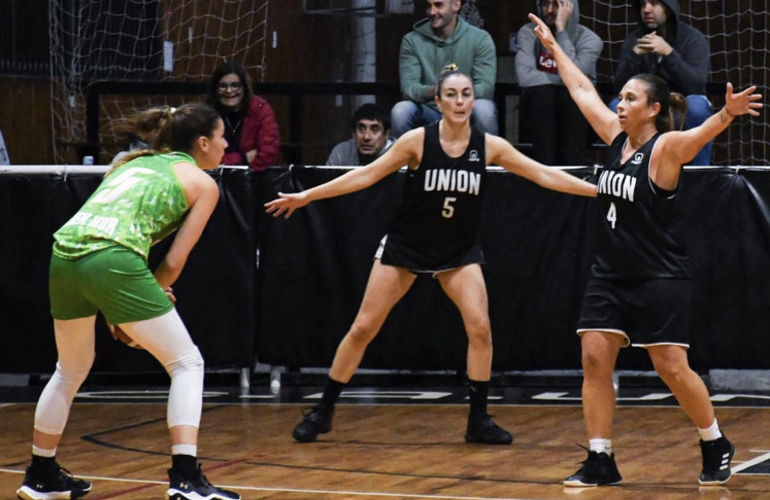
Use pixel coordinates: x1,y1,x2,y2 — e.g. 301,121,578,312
258,167,770,372
2,167,769,373
0,169,256,373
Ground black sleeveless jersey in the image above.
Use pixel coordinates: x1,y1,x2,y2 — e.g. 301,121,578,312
381,121,486,270
591,132,690,279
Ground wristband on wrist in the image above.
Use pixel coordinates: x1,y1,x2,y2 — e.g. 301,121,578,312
723,107,736,118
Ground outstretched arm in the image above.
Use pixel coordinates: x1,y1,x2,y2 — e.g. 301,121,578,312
653,83,763,188
487,135,597,198
529,13,621,145
265,128,421,218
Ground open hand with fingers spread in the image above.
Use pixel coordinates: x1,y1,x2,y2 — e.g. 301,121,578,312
722,83,763,120
265,191,310,219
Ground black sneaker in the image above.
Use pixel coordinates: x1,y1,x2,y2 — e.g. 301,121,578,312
464,413,513,445
699,435,735,485
16,462,92,500
292,405,334,443
166,465,240,500
563,449,622,487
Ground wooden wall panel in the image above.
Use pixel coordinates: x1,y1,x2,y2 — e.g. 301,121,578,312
0,76,54,165
262,2,422,165
263,4,357,164
163,0,272,81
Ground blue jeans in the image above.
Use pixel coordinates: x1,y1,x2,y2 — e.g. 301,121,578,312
390,98,498,138
609,95,712,166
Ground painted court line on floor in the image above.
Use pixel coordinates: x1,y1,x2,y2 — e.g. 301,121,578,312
0,467,555,500
733,451,770,473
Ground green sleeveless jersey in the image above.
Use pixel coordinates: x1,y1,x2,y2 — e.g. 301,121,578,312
53,152,195,261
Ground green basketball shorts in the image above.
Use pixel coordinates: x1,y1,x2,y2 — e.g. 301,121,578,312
49,245,174,325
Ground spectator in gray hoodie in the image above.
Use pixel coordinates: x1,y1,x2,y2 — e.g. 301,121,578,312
391,0,498,138
611,0,712,166
515,0,602,166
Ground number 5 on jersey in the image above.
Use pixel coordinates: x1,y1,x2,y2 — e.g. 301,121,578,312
442,197,457,218
91,167,155,204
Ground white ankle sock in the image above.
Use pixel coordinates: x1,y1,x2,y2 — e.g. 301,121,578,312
589,438,613,456
32,445,57,458
698,419,722,442
171,444,198,457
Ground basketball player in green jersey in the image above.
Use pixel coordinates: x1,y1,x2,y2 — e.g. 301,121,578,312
17,104,241,500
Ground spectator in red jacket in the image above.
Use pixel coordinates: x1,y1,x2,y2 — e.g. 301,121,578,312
208,61,281,171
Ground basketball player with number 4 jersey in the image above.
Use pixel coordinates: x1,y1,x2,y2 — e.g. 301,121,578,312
266,65,597,446
530,12,763,487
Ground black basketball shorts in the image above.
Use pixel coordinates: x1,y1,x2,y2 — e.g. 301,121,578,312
576,277,692,348
375,234,484,275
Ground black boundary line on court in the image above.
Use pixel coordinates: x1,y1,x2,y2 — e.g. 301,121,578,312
2,400,766,492
79,405,232,462
241,459,770,494
3,386,770,409
66,387,770,408
72,403,770,485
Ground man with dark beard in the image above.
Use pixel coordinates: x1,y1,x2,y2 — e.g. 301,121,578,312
515,0,602,166
611,0,712,165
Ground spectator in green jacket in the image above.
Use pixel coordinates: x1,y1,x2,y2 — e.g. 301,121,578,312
391,0,498,137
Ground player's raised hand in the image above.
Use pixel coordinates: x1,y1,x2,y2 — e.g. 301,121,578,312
529,13,556,51
724,82,763,118
265,191,310,219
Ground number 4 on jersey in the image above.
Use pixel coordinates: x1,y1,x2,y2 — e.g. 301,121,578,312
607,202,617,229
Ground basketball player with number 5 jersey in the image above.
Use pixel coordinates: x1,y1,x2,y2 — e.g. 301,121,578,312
266,65,597,446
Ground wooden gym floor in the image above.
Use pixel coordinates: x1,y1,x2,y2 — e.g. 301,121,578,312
0,383,769,499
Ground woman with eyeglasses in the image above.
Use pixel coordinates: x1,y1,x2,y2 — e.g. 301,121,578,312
207,61,281,171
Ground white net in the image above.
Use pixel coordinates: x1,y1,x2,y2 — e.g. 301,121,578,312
580,0,769,166
49,1,767,166
49,0,270,164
